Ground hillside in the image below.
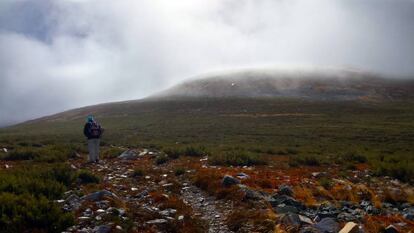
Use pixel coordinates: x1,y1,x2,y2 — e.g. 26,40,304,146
2,69,414,150
8,69,414,126
1,70,414,232
154,69,414,101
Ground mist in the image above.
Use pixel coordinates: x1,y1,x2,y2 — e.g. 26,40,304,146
1,0,414,126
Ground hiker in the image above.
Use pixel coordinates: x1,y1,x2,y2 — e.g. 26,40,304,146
83,115,104,163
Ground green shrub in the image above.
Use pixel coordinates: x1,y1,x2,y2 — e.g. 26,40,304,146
209,150,267,166
0,164,77,232
286,148,299,155
344,152,367,163
76,170,100,184
1,145,79,162
289,155,320,167
164,148,183,159
0,164,77,199
132,169,144,177
155,154,169,165
319,177,333,189
40,164,76,186
0,193,74,233
184,146,208,157
345,162,357,170
1,148,38,160
175,168,185,176
102,147,124,159
373,161,414,183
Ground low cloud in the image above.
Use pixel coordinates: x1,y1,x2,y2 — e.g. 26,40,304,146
1,0,414,126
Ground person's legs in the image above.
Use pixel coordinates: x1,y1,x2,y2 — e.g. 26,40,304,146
87,139,94,162
95,139,100,162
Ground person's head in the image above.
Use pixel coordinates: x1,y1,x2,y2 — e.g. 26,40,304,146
87,115,94,123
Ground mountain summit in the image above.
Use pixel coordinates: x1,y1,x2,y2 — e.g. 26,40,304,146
154,69,414,101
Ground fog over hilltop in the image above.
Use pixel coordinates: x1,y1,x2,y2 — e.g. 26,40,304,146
1,0,414,126
154,68,414,100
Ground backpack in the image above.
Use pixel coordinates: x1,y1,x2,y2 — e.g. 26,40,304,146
89,121,101,137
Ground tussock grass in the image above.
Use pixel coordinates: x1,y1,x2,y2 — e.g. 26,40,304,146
209,150,267,166
0,164,77,232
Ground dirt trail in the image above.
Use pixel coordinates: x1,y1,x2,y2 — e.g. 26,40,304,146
180,183,233,233
70,149,234,233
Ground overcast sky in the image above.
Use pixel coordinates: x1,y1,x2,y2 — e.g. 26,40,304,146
1,0,414,126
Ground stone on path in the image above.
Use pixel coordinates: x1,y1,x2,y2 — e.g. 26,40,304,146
278,184,294,196
118,150,137,160
339,222,359,233
313,218,340,233
222,175,240,187
146,219,168,224
385,225,399,233
82,190,117,201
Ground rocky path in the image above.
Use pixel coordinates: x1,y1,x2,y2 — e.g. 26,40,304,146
180,182,233,233
64,148,235,233
62,148,414,232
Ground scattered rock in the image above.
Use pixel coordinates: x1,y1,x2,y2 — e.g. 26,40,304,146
270,195,304,210
385,225,399,233
280,213,301,228
222,175,240,187
403,207,414,220
146,219,168,225
64,194,81,210
118,150,137,160
316,203,340,219
299,226,321,233
159,208,177,216
239,186,265,201
82,190,117,202
93,225,111,233
275,204,299,214
299,215,314,225
313,218,340,233
339,222,359,233
278,184,294,196
236,172,250,179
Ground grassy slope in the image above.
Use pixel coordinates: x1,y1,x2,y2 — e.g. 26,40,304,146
1,97,413,160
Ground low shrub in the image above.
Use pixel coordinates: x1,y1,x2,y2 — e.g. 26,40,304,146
0,193,74,233
132,168,144,177
344,152,367,163
226,209,275,232
155,154,169,165
102,147,124,159
193,170,243,200
286,148,299,155
1,148,38,160
183,146,208,157
289,155,320,167
174,168,185,176
0,166,72,199
76,170,100,184
164,148,183,159
318,177,333,190
209,150,267,166
0,164,77,232
373,161,414,183
1,145,80,163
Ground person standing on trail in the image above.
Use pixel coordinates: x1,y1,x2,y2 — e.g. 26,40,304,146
83,115,104,163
